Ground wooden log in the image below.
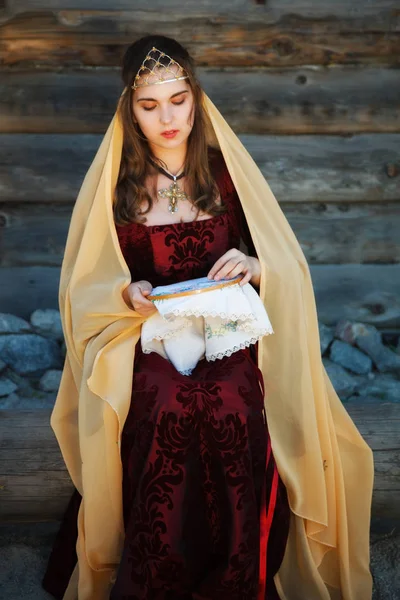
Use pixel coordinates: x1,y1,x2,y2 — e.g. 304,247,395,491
2,201,400,267
1,264,400,328
1,133,399,203
0,402,398,523
0,496,71,522
0,449,65,473
0,3,399,68
1,67,400,135
0,266,61,319
0,133,100,203
0,203,72,267
310,265,400,329
345,401,400,451
345,401,400,526
1,0,398,14
0,409,73,521
285,202,400,265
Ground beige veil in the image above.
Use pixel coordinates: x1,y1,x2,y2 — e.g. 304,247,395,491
51,87,374,600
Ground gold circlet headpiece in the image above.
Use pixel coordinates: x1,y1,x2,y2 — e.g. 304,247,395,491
131,47,189,90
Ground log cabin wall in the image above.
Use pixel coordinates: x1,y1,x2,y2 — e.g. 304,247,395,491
0,1,400,529
0,0,400,329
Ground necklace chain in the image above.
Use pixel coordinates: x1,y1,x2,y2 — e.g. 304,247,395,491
150,158,189,214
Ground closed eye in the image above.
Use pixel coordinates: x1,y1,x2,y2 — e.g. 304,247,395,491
143,99,185,112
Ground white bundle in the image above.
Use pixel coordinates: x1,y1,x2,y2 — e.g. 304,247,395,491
141,277,274,375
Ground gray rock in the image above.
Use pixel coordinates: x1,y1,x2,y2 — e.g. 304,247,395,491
334,319,358,345
0,334,62,376
357,373,400,402
330,339,373,375
336,321,400,373
0,336,8,354
5,369,38,396
0,358,6,373
381,331,399,349
0,376,18,397
0,313,32,334
353,323,400,374
39,370,62,392
0,511,396,600
352,372,376,386
30,309,63,341
323,359,359,400
0,522,56,600
0,521,391,600
371,533,400,600
319,323,334,355
346,394,389,404
0,392,56,410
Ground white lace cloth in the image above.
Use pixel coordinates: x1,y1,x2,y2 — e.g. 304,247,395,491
141,279,274,375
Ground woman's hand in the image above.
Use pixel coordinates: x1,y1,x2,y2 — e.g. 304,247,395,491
207,248,261,287
123,280,157,317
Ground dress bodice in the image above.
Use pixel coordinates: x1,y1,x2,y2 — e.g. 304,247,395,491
115,149,256,287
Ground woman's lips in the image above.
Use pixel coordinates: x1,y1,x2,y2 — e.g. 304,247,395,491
161,130,179,138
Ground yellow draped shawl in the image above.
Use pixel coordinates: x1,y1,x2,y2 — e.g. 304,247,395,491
51,89,374,599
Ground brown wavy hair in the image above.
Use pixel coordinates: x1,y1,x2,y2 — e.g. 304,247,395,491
113,35,226,226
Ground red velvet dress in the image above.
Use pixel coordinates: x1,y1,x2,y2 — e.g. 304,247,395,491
42,150,290,600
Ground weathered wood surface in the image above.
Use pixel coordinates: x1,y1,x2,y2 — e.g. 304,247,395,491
0,402,399,523
0,267,61,318
343,401,400,523
1,264,400,328
285,202,400,265
2,201,400,267
1,2,399,68
310,265,400,329
1,133,399,203
2,68,400,134
2,0,397,13
0,204,72,267
0,409,73,521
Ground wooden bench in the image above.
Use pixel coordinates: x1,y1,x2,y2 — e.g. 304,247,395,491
0,401,399,530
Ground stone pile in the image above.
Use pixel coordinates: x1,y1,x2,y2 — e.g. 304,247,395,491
0,310,399,408
320,320,400,402
0,310,64,409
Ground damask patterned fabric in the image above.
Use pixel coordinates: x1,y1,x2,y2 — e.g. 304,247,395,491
42,149,290,600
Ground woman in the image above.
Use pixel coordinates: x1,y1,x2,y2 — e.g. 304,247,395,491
43,34,374,600
43,34,290,600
